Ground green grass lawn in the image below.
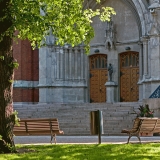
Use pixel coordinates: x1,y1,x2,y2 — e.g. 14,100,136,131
1,143,160,160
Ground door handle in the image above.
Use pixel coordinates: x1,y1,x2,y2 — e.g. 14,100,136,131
131,87,133,91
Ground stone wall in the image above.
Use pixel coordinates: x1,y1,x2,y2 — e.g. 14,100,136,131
39,45,89,103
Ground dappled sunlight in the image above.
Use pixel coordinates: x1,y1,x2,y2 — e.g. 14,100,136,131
1,143,160,160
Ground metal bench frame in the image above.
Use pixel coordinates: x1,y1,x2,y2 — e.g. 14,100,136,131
121,117,160,143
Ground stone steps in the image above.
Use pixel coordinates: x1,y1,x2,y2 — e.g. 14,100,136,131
13,102,142,135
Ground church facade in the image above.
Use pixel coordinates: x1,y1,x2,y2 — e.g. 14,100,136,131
13,0,160,104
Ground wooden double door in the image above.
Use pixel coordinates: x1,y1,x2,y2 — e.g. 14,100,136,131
89,54,108,103
120,52,139,102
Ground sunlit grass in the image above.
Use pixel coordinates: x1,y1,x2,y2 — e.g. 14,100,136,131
1,143,160,160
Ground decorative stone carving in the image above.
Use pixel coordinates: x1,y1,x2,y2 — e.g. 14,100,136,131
108,63,113,81
147,0,160,35
46,29,56,45
104,20,116,50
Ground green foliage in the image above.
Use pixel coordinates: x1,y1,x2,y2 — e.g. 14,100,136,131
134,104,154,117
8,79,14,84
12,110,20,126
0,56,4,60
0,0,116,52
0,136,16,153
1,142,16,153
8,62,19,69
1,144,160,159
100,7,116,21
13,62,19,69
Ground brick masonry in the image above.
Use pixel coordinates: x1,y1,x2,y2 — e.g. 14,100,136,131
13,39,39,102
13,88,39,102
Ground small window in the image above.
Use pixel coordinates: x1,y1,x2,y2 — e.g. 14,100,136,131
120,52,139,68
90,54,107,69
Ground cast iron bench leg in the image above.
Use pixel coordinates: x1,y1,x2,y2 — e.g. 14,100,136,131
136,135,141,144
54,134,56,144
51,134,56,144
127,134,132,144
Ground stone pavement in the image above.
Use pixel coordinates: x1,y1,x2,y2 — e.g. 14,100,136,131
14,135,160,145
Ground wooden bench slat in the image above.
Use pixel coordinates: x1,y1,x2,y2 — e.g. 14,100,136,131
13,118,64,144
30,122,58,124
141,125,157,128
141,122,157,124
19,118,58,121
26,124,59,127
14,125,60,130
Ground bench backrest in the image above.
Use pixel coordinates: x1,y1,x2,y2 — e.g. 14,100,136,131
138,118,160,133
13,118,61,135
129,118,142,133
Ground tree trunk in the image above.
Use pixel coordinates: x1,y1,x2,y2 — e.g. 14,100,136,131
0,0,16,153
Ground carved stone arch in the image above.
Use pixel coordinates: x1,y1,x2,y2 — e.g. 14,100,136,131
131,0,149,36
84,0,148,38
141,0,150,8
120,0,150,37
120,0,147,37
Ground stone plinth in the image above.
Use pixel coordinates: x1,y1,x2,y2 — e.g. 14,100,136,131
105,81,117,103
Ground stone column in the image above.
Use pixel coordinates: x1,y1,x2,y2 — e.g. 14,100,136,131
64,48,69,80
56,46,60,79
74,47,78,79
59,47,64,79
51,46,56,82
150,36,160,78
69,48,72,79
80,46,84,79
84,48,89,102
39,47,47,103
141,37,149,79
138,42,143,81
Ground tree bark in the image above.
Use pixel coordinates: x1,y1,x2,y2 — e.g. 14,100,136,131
0,0,15,153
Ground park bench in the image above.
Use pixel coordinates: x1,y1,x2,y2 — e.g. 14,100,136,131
13,118,64,144
121,117,160,143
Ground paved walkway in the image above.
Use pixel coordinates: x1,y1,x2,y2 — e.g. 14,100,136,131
14,135,160,145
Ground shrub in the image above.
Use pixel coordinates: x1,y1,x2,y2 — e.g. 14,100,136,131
134,104,154,117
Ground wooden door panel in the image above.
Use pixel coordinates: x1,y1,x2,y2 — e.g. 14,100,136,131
120,68,131,102
100,70,108,102
130,68,139,101
90,70,100,102
90,70,108,102
120,52,139,102
89,54,108,103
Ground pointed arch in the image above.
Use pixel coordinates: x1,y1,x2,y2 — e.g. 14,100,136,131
84,0,149,38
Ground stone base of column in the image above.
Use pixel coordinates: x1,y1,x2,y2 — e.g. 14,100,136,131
105,81,117,103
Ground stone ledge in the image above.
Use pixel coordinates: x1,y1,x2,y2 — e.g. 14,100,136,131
13,80,39,88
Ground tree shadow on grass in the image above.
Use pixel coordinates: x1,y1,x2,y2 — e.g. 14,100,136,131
1,143,160,160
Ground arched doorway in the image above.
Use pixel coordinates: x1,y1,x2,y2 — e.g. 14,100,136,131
89,54,108,103
120,51,139,102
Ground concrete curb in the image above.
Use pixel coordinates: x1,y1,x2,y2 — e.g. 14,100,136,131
14,136,160,145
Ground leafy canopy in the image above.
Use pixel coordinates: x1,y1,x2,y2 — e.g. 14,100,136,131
1,0,116,52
